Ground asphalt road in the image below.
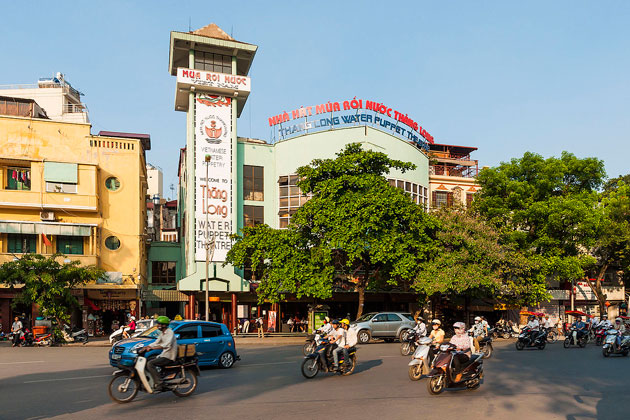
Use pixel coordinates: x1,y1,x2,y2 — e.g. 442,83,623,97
0,338,628,420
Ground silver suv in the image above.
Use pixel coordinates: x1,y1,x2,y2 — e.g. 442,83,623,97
351,312,415,344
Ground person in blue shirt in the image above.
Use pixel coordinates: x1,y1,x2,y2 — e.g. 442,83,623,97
571,316,588,345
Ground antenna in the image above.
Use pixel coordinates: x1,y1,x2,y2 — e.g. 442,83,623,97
170,183,175,200
189,17,191,32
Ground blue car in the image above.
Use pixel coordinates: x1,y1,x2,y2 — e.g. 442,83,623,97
108,320,239,369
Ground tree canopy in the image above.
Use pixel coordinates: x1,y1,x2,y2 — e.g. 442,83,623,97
226,143,437,318
0,254,103,329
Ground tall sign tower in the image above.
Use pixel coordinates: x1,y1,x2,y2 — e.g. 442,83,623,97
169,24,257,291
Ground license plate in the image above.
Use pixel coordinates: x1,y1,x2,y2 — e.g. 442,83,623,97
112,354,122,360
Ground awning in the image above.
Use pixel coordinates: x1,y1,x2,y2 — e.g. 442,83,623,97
0,220,93,236
142,289,189,302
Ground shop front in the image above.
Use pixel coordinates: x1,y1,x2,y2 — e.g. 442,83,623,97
82,288,139,336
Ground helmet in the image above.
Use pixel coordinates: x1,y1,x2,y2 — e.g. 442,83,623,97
156,316,170,325
341,319,350,325
474,316,481,321
528,315,535,320
602,314,608,318
453,322,466,329
615,317,622,323
130,316,136,321
331,319,340,325
431,319,441,326
324,316,330,323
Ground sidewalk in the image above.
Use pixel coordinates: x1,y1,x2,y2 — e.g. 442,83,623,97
67,336,306,347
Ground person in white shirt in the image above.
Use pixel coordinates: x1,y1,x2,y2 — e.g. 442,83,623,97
319,317,333,336
413,315,427,337
338,319,357,372
329,320,346,371
598,315,612,329
543,315,554,330
526,315,540,342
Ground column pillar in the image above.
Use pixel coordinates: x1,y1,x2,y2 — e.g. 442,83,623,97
188,293,196,320
231,293,238,334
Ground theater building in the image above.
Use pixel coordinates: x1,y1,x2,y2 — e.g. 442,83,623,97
168,24,436,329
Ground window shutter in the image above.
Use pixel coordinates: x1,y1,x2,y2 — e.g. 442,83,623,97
431,191,437,208
447,192,454,208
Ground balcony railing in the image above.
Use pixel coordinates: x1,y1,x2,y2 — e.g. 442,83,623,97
430,152,472,161
430,165,479,178
0,253,97,266
63,103,87,114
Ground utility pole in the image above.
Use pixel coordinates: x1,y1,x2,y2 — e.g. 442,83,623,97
205,155,211,321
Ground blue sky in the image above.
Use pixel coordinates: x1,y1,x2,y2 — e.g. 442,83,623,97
2,1,628,197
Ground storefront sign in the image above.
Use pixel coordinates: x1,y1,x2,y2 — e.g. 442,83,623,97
177,68,251,93
267,98,434,148
575,281,596,300
195,93,233,262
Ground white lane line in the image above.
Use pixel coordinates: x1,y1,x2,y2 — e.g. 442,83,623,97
0,361,45,365
24,374,110,384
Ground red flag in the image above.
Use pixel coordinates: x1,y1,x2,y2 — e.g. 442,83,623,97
12,170,17,180
42,234,52,247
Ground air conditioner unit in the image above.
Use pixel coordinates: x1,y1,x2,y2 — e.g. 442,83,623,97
40,211,55,221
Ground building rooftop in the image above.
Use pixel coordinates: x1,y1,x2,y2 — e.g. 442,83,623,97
191,23,235,41
97,131,151,151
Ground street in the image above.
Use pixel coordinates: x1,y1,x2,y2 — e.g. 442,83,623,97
0,339,627,420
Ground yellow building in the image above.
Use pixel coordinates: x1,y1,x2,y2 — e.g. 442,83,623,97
0,79,149,334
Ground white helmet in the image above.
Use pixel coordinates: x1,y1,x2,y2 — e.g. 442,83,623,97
431,319,441,325
615,317,622,323
474,316,481,321
453,321,466,329
130,316,136,321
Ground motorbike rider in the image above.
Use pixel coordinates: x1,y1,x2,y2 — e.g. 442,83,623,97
571,316,587,344
470,316,485,352
598,315,612,329
613,317,626,334
525,315,540,342
329,320,346,371
143,316,177,391
413,313,427,337
338,319,357,371
450,322,473,382
11,316,23,347
319,316,334,337
123,316,136,339
428,319,445,361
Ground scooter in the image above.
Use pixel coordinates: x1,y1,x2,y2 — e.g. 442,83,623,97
10,329,34,347
408,336,435,380
301,339,357,379
400,330,420,356
108,345,200,403
426,343,484,395
515,328,547,350
34,332,54,347
109,326,130,345
303,329,324,356
594,326,612,346
602,330,630,357
478,335,494,359
63,324,88,344
563,327,587,348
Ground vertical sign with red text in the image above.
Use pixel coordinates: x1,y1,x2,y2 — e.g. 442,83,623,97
194,93,232,262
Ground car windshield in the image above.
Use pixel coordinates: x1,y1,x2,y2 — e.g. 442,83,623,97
138,326,162,338
356,313,376,322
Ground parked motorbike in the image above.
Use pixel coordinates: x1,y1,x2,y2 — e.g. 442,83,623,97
602,330,630,357
301,339,357,378
594,326,612,346
495,322,520,339
515,328,547,350
426,343,484,395
408,337,435,380
400,330,419,356
10,328,34,347
108,345,200,403
34,332,54,347
545,326,559,343
63,324,88,344
303,330,323,356
563,327,588,348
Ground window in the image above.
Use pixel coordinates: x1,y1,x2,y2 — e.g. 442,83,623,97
432,191,453,209
387,314,402,322
373,314,388,322
278,174,311,228
6,168,31,190
152,261,176,284
105,177,120,191
7,234,36,253
244,205,264,227
387,178,428,209
201,325,222,338
175,325,199,340
466,192,475,208
57,236,84,255
105,236,121,250
243,165,264,201
194,51,232,74
46,182,77,193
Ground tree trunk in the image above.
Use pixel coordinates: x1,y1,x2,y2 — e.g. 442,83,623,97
356,286,365,320
584,262,609,316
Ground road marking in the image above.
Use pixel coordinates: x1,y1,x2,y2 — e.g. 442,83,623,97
24,374,110,384
0,361,45,365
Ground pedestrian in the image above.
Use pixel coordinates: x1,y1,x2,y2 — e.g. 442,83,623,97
243,318,250,333
256,315,264,338
287,316,295,332
11,316,23,347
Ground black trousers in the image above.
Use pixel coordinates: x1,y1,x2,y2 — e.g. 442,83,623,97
452,353,470,375
146,357,173,387
12,331,21,346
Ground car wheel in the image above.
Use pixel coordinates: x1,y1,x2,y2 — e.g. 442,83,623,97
358,330,371,344
218,351,235,368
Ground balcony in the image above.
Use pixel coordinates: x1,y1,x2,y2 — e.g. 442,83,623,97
0,253,97,266
0,189,97,212
430,164,479,178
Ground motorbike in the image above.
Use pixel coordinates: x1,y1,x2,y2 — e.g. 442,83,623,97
109,326,130,345
301,339,357,378
496,322,520,339
602,330,630,357
400,330,420,356
408,337,435,380
108,345,200,403
34,332,54,347
477,335,493,359
63,324,88,344
426,343,484,395
10,329,34,347
563,327,588,348
594,326,612,346
515,327,547,350
545,326,559,343
303,330,324,356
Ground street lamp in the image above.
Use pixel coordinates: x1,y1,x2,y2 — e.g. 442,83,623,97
205,154,212,321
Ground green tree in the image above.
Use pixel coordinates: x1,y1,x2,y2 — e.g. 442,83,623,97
473,151,607,308
227,143,437,318
0,254,103,332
